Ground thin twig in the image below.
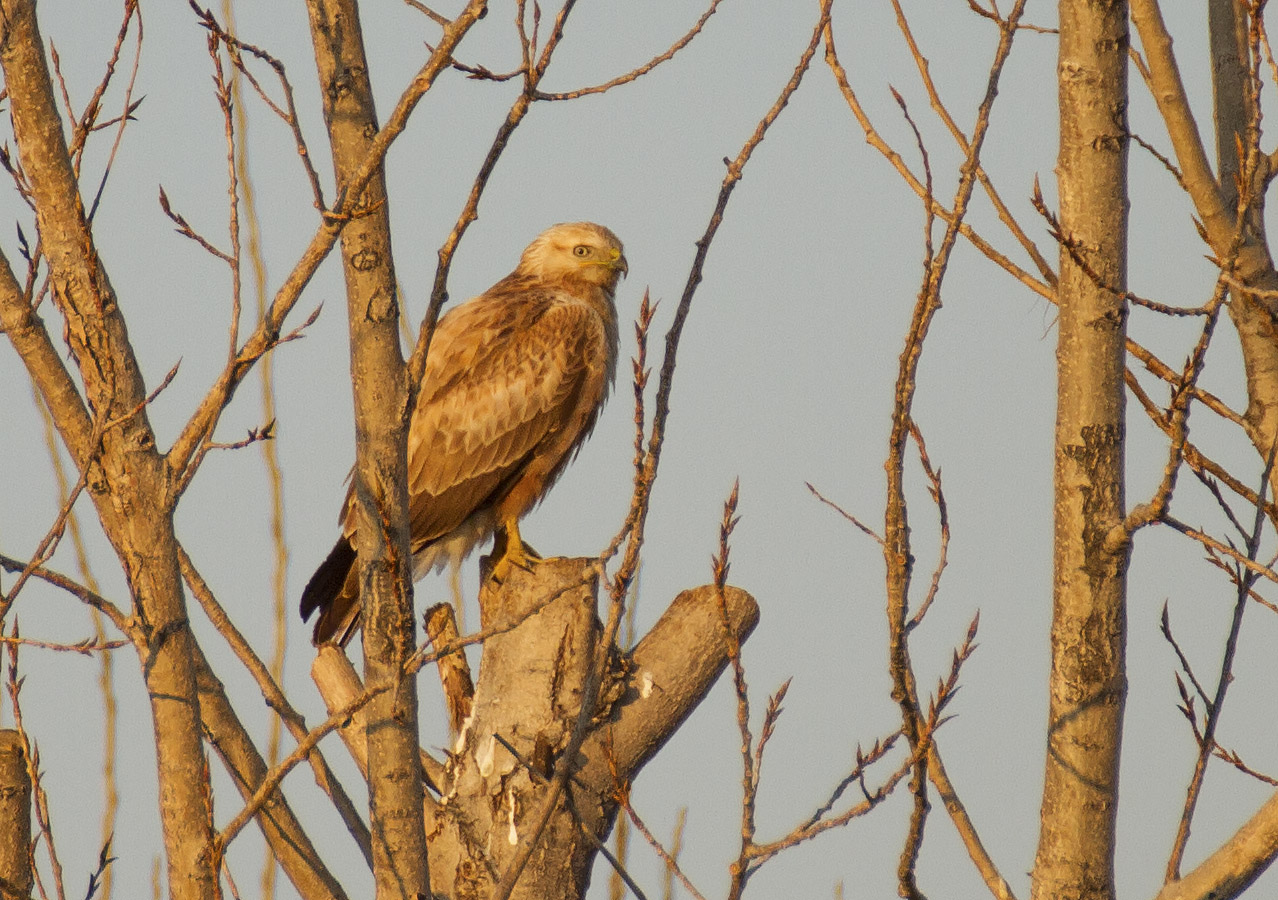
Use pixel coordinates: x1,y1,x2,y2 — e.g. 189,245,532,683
84,0,144,225
907,421,949,631
1161,603,1211,709
1166,442,1277,880
31,386,118,898
890,0,1055,286
663,809,687,900
1113,275,1230,546
606,0,834,605
869,1,1029,894
1032,182,1215,317
178,546,372,861
0,635,127,653
0,463,92,620
168,0,490,484
715,481,755,900
402,0,449,27
213,681,386,854
157,186,232,262
536,0,725,101
825,21,1056,304
487,18,839,871
804,731,903,829
1161,516,1278,585
601,293,656,563
805,482,885,545
491,733,649,900
0,556,133,640
619,799,707,900
1125,338,1245,427
1213,743,1278,787
191,2,326,210
6,628,68,900
746,754,916,869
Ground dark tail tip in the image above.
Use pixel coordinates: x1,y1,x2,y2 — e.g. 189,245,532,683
300,537,357,645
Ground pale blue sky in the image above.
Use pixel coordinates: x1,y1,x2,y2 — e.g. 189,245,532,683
2,1,1276,899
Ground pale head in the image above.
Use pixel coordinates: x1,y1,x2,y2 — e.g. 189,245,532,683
516,222,628,292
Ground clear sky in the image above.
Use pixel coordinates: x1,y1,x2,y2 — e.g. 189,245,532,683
2,1,1277,898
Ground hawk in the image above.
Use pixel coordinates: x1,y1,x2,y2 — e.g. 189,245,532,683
300,222,627,645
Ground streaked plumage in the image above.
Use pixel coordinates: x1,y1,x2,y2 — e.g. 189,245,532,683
300,222,626,645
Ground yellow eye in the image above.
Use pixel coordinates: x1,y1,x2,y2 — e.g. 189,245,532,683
573,245,591,258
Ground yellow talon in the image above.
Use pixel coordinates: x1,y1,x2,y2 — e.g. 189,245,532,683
489,520,540,583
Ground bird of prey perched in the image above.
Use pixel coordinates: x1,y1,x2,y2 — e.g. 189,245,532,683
300,222,627,645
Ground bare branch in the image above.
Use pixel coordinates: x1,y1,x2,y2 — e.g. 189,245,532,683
177,546,372,869
805,482,885,545
607,0,834,605
169,0,490,483
191,2,327,211
402,0,449,27
536,0,724,101
0,556,132,639
618,799,707,900
1166,443,1276,880
906,421,948,631
5,629,67,900
214,682,385,855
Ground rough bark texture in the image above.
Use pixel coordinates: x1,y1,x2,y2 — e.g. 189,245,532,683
312,646,449,796
432,557,604,900
0,4,217,897
1131,0,1278,463
304,1,429,896
435,558,758,900
312,558,759,900
0,731,32,900
1032,2,1129,899
426,602,475,735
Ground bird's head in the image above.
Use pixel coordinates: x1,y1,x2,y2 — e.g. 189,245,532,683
518,222,628,293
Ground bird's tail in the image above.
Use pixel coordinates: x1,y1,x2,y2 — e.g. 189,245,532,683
300,537,359,645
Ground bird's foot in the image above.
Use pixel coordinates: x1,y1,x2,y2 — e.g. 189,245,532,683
487,530,541,584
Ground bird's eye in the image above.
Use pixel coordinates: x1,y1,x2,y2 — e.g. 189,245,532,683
573,245,590,258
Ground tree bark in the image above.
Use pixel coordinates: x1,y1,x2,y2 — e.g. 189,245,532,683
304,1,429,896
1131,0,1278,461
311,558,759,900
193,650,352,900
0,4,217,897
1153,788,1278,900
425,558,758,900
1127,4,1278,894
0,731,32,900
1032,2,1129,899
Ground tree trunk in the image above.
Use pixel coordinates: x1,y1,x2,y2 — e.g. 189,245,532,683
193,648,350,900
304,1,430,896
427,558,759,899
1032,2,1130,899
0,4,218,896
0,731,32,900
313,557,759,899
1131,0,1278,466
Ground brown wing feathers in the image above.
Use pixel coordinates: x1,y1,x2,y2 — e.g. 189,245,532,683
300,222,623,645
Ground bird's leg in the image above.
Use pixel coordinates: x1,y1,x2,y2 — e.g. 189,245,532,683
490,518,540,583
